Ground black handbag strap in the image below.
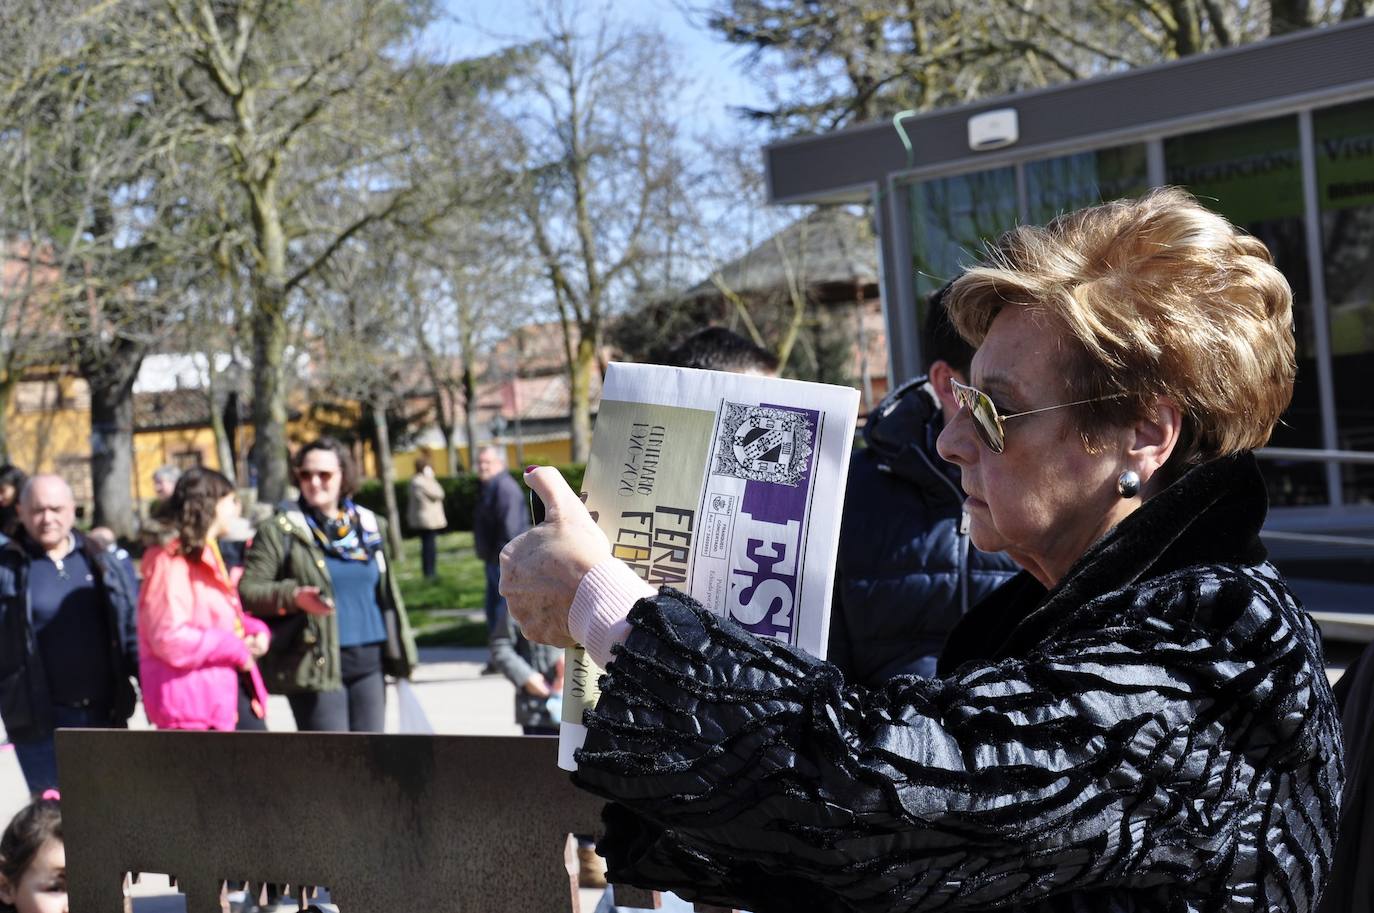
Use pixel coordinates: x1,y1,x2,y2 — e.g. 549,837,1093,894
278,525,293,581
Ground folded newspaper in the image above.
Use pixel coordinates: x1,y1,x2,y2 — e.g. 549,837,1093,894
559,362,860,771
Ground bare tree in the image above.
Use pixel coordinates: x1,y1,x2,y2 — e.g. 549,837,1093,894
178,254,252,487
398,267,464,473
0,241,65,465
304,233,419,555
697,0,1354,132
0,0,525,527
136,0,465,504
613,131,840,376
396,84,530,475
511,4,689,461
411,215,538,473
0,1,202,536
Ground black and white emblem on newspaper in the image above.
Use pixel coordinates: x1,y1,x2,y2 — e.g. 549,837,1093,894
713,403,814,486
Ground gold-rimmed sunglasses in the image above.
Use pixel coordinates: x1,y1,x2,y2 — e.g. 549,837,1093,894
950,377,1118,454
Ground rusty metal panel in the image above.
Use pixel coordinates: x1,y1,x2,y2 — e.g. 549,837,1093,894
58,731,609,913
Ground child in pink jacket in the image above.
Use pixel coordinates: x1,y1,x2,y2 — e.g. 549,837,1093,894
138,468,269,731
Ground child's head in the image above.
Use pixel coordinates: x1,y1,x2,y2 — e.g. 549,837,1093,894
0,798,64,913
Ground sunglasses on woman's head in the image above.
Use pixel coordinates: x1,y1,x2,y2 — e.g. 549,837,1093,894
949,377,1119,454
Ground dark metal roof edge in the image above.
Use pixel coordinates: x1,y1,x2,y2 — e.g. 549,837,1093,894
767,178,876,206
763,17,1374,156
880,78,1374,185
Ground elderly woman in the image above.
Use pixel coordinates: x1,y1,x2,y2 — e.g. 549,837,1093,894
502,188,1343,912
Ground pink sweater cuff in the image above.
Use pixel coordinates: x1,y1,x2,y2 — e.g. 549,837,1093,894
569,559,656,667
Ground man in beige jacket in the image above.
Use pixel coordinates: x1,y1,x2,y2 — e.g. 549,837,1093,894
406,455,448,579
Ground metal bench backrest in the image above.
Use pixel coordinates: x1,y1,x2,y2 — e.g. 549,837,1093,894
58,730,647,912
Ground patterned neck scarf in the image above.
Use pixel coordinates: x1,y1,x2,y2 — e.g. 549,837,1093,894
299,498,381,562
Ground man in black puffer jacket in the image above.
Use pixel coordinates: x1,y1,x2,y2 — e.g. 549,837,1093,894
830,285,1017,684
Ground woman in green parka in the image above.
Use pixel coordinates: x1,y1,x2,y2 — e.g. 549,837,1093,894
239,437,417,731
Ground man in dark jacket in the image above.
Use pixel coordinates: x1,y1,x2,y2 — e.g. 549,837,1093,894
473,446,529,669
0,475,139,792
829,285,1018,685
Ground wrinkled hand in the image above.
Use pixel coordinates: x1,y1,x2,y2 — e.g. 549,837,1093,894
294,586,333,616
499,466,610,648
243,630,270,658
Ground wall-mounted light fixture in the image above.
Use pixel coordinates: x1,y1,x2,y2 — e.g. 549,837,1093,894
968,109,1019,151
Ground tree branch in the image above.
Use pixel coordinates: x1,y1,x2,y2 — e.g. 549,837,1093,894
284,194,405,291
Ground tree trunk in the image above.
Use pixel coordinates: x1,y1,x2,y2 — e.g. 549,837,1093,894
1342,0,1372,20
251,277,290,505
461,364,480,475
1270,0,1316,33
1164,0,1204,55
206,369,237,485
568,334,596,463
445,428,460,478
371,399,405,556
88,375,137,540
511,333,526,469
0,375,17,466
853,292,873,412
247,161,293,505
420,343,460,474
433,388,459,476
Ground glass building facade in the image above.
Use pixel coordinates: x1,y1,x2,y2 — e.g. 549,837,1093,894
902,99,1374,508
763,20,1374,624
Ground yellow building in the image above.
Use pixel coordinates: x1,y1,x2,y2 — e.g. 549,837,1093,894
5,371,315,511
4,355,583,521
391,438,573,479
5,370,96,502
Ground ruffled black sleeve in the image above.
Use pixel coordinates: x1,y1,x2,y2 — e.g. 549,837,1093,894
572,577,1341,913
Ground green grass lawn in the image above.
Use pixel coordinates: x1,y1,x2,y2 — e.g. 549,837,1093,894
394,531,491,647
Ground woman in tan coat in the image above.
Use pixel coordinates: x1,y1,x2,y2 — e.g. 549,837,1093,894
406,455,447,580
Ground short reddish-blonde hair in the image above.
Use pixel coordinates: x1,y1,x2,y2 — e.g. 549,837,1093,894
946,187,1296,471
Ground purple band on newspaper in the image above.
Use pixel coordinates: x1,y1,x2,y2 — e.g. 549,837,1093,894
727,405,819,639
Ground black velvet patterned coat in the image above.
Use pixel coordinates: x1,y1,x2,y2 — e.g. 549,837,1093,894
573,453,1344,912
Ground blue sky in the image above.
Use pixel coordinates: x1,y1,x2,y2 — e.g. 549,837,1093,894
423,0,768,132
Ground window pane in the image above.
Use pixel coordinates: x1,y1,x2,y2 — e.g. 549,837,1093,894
908,168,1018,334
1315,99,1374,504
1025,145,1150,224
1166,116,1323,506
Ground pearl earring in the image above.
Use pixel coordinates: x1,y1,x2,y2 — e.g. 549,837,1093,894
1117,469,1141,499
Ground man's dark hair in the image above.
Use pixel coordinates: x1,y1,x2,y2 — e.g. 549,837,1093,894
663,327,779,374
0,464,27,496
924,282,975,374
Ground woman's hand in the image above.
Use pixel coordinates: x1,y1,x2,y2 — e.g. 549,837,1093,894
500,466,610,648
523,672,552,698
293,586,333,616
